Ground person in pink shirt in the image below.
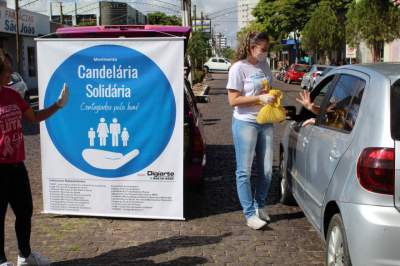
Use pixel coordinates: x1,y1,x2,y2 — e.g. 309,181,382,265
0,49,68,266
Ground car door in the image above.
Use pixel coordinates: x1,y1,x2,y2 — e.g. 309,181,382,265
287,75,336,205
217,58,228,71
303,73,367,229
391,79,400,211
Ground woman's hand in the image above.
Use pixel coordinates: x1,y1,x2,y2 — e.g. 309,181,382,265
56,83,69,108
296,90,313,110
302,118,316,127
259,94,276,104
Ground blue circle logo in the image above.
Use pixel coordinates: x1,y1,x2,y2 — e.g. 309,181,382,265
45,45,176,178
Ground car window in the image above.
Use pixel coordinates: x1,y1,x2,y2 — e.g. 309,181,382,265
218,59,225,63
294,65,309,72
391,79,400,140
311,75,335,106
319,74,366,132
317,67,326,72
212,58,218,62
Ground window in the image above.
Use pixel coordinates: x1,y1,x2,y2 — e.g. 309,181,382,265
319,74,365,132
211,58,218,62
27,47,36,77
218,59,226,63
391,79,400,139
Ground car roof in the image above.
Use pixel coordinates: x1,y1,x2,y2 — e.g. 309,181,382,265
337,63,400,83
55,25,191,39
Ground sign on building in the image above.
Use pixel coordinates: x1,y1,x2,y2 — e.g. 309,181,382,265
0,6,36,36
37,38,184,220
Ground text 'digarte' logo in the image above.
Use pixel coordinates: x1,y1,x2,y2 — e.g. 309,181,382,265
147,170,175,181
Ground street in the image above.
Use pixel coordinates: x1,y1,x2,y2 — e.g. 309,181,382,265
4,73,325,265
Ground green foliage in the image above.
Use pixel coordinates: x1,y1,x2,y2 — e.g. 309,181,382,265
302,1,344,55
346,0,400,61
222,48,235,61
187,32,210,69
252,0,320,40
77,21,97,26
192,70,205,84
148,12,181,26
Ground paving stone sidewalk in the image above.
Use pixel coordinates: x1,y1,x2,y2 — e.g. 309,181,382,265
3,74,324,265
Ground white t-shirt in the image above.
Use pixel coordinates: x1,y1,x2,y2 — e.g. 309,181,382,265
226,59,273,122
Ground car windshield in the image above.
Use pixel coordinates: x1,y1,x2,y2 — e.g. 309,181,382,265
294,65,309,72
317,67,327,72
391,79,400,140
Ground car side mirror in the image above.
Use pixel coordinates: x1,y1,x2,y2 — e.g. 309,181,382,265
196,95,209,103
284,106,297,120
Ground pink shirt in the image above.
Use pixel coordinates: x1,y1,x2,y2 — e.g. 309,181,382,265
0,86,29,163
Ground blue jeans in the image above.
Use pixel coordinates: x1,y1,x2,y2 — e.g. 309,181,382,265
232,117,273,219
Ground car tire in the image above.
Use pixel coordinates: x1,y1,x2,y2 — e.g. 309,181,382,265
326,214,352,266
204,66,209,73
279,149,296,205
287,77,291,84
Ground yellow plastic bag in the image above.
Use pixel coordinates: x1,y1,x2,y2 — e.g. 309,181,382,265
256,89,286,124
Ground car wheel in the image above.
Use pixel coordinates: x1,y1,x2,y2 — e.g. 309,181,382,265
204,66,209,73
279,149,296,205
326,214,352,266
287,77,291,84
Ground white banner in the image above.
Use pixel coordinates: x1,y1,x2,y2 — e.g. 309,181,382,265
37,38,184,220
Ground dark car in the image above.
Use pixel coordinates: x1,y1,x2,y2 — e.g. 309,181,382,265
284,64,310,84
55,25,206,186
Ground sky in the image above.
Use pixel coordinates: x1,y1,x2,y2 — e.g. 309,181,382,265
6,0,239,47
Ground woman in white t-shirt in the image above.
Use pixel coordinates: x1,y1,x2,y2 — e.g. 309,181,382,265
226,32,276,230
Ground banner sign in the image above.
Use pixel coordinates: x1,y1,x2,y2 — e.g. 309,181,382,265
37,38,184,220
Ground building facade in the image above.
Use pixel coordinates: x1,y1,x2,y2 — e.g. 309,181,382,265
0,4,50,89
50,1,147,26
237,0,258,30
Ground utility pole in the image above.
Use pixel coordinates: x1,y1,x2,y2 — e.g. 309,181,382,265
193,4,196,32
59,2,64,25
200,11,203,33
15,0,21,73
74,1,77,25
180,0,191,27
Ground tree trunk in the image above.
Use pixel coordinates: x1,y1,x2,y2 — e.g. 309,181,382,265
372,42,381,63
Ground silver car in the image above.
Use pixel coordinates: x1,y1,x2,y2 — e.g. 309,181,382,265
280,64,400,266
301,64,331,91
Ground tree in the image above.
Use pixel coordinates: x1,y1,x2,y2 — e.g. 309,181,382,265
147,12,181,26
301,1,346,63
346,0,400,62
252,0,320,61
222,48,235,61
252,0,320,39
187,31,210,69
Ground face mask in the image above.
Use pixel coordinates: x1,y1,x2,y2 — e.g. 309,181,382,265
256,52,267,62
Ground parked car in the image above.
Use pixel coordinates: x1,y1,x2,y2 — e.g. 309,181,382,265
8,72,29,101
203,57,231,73
301,64,330,90
312,66,337,91
280,63,400,265
283,64,310,84
56,25,207,186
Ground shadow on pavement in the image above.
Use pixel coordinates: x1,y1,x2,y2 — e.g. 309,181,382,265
52,233,231,265
184,145,282,220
